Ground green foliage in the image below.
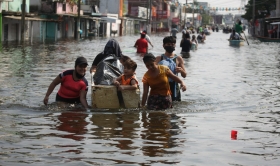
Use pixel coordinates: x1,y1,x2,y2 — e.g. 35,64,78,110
67,0,78,6
201,14,211,25
242,0,276,20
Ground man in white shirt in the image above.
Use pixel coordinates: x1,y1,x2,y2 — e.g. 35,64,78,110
142,30,153,47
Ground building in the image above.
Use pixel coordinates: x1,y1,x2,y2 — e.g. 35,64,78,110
223,13,234,26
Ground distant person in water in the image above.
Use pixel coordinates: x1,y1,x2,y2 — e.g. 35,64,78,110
229,29,241,40
134,32,148,53
235,20,243,36
170,27,179,38
141,30,154,47
43,57,90,109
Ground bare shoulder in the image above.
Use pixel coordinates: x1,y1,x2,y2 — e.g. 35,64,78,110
176,56,185,66
155,55,162,64
176,55,184,62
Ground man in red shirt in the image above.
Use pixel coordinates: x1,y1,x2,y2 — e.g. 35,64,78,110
134,32,148,53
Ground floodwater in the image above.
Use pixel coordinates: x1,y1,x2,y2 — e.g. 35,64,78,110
0,31,280,166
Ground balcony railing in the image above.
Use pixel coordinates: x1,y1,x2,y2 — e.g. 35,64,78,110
41,1,78,14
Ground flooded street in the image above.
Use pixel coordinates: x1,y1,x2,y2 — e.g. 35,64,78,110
0,31,280,165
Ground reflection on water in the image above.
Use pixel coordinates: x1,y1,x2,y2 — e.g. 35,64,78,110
0,32,280,165
56,110,89,141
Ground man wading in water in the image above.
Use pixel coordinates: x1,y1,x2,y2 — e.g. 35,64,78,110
154,36,187,102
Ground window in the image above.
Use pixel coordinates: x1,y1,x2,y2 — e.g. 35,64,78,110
63,4,66,11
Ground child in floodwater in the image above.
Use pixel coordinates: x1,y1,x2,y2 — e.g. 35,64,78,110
119,55,131,65
191,35,198,50
141,53,187,110
113,59,138,91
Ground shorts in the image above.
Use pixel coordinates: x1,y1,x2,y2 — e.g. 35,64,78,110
56,93,80,104
147,95,172,110
180,52,190,58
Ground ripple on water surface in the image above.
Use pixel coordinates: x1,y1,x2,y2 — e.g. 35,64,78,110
0,32,280,165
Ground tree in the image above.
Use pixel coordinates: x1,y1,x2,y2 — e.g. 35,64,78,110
201,13,212,25
242,0,276,21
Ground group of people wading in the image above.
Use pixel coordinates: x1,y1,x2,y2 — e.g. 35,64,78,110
44,33,188,110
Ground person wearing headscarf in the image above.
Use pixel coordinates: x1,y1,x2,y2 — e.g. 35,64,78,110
90,39,122,73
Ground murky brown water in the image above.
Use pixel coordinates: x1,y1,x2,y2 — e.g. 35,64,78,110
0,31,280,165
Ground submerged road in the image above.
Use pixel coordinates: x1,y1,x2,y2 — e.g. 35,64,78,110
0,31,280,165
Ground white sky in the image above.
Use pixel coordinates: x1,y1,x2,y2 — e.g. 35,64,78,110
178,0,247,14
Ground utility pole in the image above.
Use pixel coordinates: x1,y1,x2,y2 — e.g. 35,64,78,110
21,0,26,43
179,4,181,29
149,0,152,33
146,0,149,31
192,3,195,27
184,0,187,28
252,0,255,36
76,0,81,40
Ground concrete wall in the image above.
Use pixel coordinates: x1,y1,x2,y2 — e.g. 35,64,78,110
99,0,120,14
2,18,21,41
30,0,41,11
31,21,41,41
56,3,78,14
277,0,280,17
8,0,30,13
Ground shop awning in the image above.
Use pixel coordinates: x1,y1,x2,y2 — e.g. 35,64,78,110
271,22,280,25
101,17,121,23
4,16,62,22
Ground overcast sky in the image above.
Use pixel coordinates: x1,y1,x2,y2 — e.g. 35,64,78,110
178,0,247,14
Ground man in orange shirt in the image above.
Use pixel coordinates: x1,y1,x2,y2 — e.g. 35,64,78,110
134,32,148,53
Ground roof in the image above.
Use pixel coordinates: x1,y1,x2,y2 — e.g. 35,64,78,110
4,16,62,22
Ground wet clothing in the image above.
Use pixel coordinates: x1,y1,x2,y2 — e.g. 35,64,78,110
92,52,106,66
159,55,181,101
230,33,240,40
147,94,172,110
235,24,243,35
142,65,171,96
191,38,198,49
120,75,138,85
56,93,80,104
180,38,192,53
135,38,148,53
142,65,172,110
182,29,187,38
57,70,88,103
170,28,179,38
199,27,203,33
